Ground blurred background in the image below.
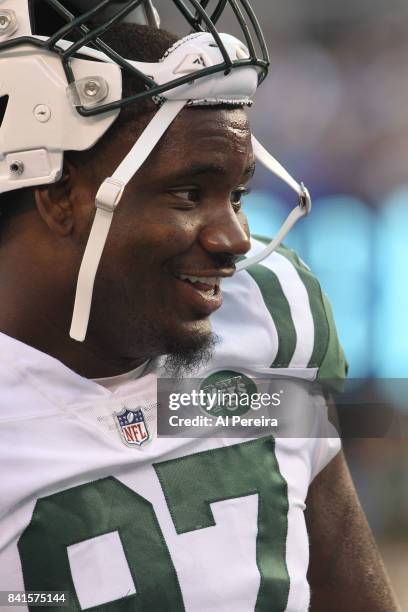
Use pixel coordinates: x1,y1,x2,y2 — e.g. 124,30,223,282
156,0,408,605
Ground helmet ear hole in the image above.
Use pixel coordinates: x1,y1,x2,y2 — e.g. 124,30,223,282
0,94,9,128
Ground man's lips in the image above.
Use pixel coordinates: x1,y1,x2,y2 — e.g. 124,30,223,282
172,269,234,316
177,273,221,292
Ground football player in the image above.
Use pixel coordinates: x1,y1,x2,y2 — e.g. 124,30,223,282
0,1,400,610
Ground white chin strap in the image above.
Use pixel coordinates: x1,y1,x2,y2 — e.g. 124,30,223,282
69,107,311,342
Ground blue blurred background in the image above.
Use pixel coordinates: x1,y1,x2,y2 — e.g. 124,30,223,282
156,0,408,604
245,12,408,380
244,189,408,379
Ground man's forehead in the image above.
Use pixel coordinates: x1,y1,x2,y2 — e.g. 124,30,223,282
105,106,253,185
145,107,252,171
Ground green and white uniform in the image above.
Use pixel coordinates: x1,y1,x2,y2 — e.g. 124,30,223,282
0,238,347,611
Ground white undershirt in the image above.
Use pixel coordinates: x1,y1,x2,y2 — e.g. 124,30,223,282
92,361,149,392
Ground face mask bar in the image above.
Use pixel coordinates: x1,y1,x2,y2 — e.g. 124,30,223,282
181,0,268,66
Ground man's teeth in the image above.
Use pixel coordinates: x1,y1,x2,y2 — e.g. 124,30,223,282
178,274,220,286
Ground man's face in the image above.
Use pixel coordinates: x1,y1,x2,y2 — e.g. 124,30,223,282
81,107,253,361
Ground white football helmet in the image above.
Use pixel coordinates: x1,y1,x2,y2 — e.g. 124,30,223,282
0,0,311,341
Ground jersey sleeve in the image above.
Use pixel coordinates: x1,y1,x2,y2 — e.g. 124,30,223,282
309,391,342,481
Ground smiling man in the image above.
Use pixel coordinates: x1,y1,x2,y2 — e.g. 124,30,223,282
0,1,400,611
1,104,253,377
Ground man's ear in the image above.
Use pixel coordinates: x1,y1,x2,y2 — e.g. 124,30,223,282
34,160,77,237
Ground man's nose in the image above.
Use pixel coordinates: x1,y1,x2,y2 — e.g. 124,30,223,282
199,209,251,257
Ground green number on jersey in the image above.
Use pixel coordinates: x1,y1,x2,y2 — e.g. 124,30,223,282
154,437,289,611
18,477,185,611
19,437,289,611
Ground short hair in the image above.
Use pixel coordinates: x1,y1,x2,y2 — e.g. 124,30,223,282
0,24,178,219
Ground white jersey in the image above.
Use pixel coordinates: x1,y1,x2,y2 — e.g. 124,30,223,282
0,240,347,612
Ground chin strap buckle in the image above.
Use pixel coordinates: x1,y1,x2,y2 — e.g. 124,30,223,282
299,181,312,215
95,177,125,212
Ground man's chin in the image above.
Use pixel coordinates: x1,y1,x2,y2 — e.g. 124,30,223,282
162,324,218,377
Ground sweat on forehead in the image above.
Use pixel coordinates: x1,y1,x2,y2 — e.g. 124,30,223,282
129,105,250,146
154,108,252,163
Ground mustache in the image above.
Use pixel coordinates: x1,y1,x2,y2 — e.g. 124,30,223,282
208,252,238,270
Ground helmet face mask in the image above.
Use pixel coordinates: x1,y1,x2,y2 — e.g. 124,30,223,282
0,0,310,342
1,0,269,117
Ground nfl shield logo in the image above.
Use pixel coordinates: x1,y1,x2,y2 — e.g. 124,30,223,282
114,407,150,447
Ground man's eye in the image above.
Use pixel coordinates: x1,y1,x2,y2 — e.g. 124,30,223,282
168,189,200,205
231,187,250,211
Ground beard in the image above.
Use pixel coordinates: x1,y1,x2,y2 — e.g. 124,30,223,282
162,330,219,378
88,273,220,375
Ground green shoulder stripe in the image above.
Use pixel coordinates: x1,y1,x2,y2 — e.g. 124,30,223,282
251,235,348,388
275,243,329,368
246,263,296,368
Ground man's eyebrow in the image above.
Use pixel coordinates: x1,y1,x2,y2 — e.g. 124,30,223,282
163,160,256,182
